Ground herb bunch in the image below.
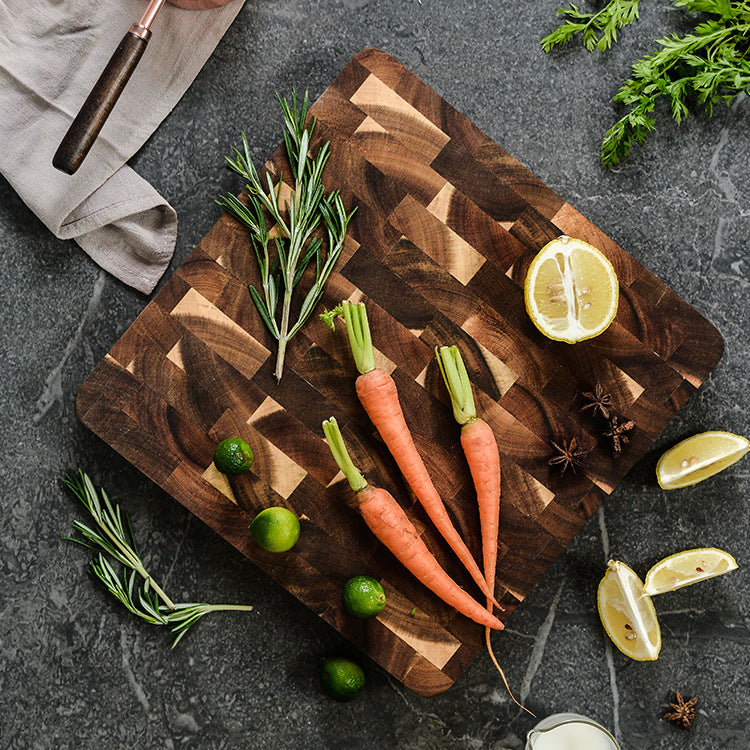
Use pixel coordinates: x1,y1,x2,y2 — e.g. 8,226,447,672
219,91,356,382
541,0,641,53
541,0,750,167
64,471,253,648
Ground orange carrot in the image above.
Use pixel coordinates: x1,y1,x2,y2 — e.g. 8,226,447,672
322,417,504,631
435,345,501,602
435,345,532,716
322,300,498,607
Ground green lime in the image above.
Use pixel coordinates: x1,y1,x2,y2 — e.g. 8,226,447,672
320,656,365,702
249,507,300,552
341,576,387,619
213,437,254,475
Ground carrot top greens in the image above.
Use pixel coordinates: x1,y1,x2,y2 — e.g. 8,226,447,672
435,346,477,426
541,0,750,167
321,300,376,375
323,417,368,493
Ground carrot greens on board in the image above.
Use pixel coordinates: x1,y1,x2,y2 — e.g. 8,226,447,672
219,91,356,381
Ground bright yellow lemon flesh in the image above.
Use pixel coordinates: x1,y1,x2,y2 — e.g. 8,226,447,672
644,548,738,596
524,236,619,343
656,431,749,489
597,560,661,661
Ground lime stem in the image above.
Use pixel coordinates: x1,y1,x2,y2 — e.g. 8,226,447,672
322,417,368,493
435,346,476,426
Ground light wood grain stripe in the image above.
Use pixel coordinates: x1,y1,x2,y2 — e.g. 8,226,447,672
171,288,270,381
391,195,486,285
351,74,449,163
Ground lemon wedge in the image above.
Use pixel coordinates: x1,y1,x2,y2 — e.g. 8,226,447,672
656,431,749,489
597,560,661,661
643,548,738,596
524,236,619,343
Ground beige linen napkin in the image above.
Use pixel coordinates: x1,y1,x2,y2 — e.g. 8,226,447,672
0,0,245,293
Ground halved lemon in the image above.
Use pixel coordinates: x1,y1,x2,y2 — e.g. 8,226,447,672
597,560,661,661
643,548,738,596
524,236,619,343
656,431,749,489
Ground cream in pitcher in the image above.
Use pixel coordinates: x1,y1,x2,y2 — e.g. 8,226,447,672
526,713,620,750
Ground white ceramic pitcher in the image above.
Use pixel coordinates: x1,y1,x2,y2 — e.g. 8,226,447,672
525,713,620,750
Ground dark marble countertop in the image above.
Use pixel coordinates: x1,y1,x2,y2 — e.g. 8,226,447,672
1,2,748,748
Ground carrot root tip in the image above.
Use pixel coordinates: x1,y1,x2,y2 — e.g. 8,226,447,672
485,627,535,718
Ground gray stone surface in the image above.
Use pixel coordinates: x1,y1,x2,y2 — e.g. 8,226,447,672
1,1,748,748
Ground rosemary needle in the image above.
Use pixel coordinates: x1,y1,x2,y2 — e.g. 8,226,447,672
63,470,253,648
218,90,357,382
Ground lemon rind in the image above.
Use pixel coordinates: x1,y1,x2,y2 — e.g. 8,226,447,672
524,236,619,344
656,431,749,489
643,547,739,595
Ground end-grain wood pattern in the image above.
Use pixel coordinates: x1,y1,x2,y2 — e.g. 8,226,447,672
76,49,724,696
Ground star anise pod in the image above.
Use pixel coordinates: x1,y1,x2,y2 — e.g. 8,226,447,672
580,383,613,420
604,415,635,455
663,691,698,730
548,437,589,476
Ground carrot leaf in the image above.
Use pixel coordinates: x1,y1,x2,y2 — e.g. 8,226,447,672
435,346,477,426
322,417,368,493
320,303,344,330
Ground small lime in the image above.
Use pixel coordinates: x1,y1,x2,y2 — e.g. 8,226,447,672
249,507,300,552
342,576,387,619
213,437,254,475
320,656,365,702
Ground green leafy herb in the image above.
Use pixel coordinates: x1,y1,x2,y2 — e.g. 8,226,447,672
218,91,357,382
541,0,641,52
541,0,750,167
64,471,254,648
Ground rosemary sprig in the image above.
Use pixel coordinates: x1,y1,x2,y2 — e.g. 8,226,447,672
64,471,253,648
218,90,357,382
541,0,750,167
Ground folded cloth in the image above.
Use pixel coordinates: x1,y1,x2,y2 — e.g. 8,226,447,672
0,0,245,293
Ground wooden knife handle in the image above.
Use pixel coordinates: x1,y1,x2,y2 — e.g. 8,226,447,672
53,28,150,175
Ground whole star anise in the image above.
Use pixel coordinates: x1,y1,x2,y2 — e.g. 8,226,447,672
604,415,635,455
548,437,590,476
581,383,613,419
663,691,698,730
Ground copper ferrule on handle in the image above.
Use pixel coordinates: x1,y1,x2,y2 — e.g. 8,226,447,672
128,24,153,41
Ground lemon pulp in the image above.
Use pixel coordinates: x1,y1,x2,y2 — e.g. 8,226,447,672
597,560,661,661
656,431,749,489
644,547,738,595
524,236,619,343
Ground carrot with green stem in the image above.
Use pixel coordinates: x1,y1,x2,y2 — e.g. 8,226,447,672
321,301,498,607
322,417,504,631
435,345,501,605
435,344,532,715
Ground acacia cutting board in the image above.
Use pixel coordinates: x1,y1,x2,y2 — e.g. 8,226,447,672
76,48,724,697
